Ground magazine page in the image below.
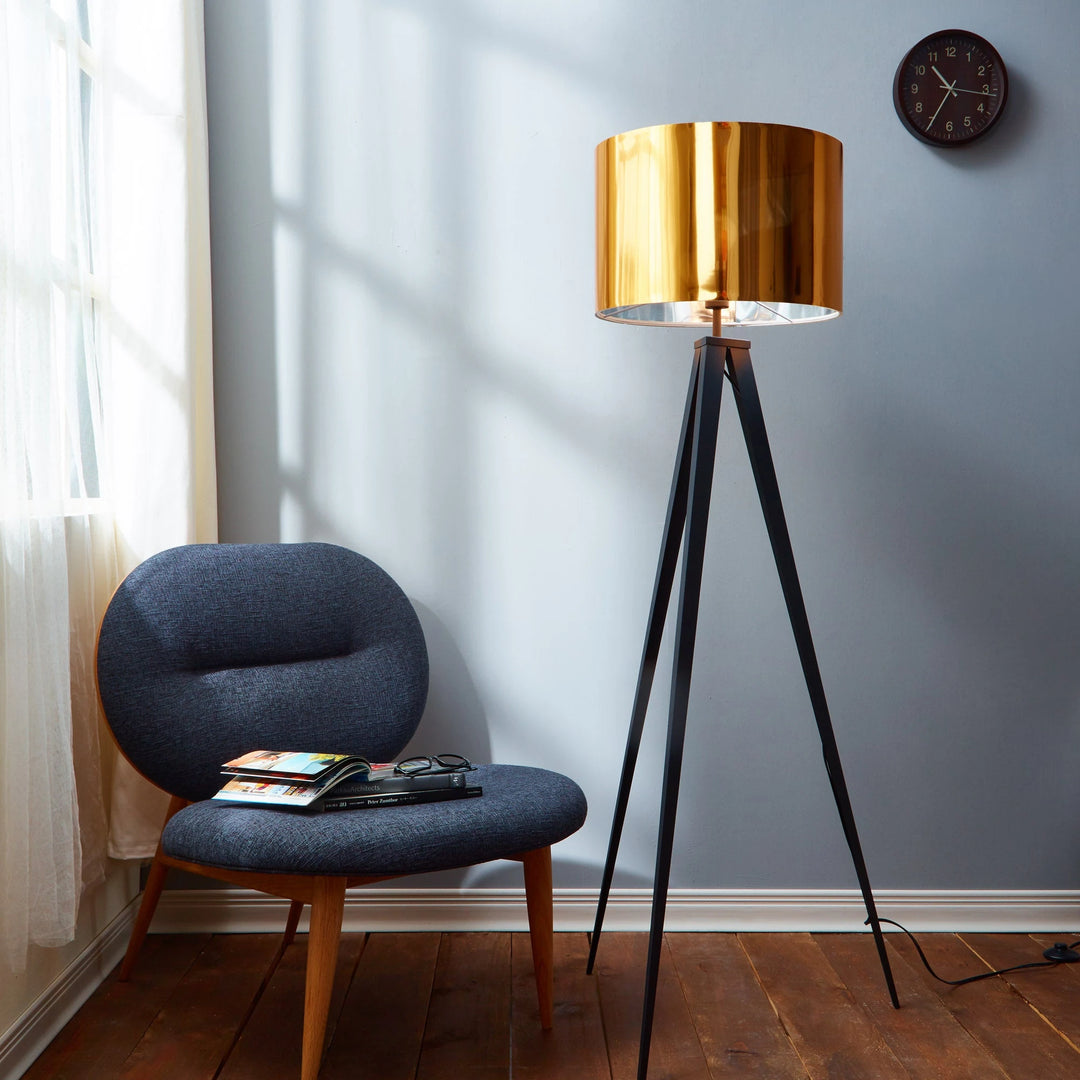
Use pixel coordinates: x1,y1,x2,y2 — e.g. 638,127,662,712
212,777,327,807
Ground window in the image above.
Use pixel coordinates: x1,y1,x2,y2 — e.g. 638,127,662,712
46,0,104,508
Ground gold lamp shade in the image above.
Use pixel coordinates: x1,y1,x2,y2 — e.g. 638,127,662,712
596,122,842,327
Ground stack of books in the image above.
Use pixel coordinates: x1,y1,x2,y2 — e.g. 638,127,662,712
212,750,481,812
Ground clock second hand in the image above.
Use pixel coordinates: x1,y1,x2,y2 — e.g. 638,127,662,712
943,86,997,96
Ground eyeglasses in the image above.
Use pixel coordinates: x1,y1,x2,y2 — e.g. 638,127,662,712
394,753,474,777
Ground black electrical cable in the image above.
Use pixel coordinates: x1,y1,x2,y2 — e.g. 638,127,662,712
866,918,1080,987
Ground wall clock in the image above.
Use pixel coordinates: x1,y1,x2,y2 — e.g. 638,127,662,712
893,29,1008,147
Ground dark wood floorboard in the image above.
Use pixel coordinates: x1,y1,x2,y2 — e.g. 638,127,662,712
23,931,1080,1079
666,933,808,1079
813,933,1009,1080
593,932,710,1080
320,932,440,1080
510,932,608,1080
217,932,365,1080
888,933,1080,1080
740,932,911,1080
22,933,210,1080
115,933,285,1080
415,932,511,1080
961,933,1080,1050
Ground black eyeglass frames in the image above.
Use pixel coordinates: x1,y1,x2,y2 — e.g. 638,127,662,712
394,753,474,777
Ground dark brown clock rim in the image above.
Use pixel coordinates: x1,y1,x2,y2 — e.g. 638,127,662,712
892,28,1009,148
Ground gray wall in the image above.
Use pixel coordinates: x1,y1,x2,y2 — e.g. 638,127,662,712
204,0,1080,893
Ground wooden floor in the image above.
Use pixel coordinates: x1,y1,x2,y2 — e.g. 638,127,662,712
24,930,1080,1079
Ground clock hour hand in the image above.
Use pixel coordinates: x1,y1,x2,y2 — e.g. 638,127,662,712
931,65,957,96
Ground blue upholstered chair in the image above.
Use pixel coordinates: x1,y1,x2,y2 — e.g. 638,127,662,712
96,542,587,1080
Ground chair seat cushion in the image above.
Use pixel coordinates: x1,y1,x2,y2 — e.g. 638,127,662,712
161,764,587,877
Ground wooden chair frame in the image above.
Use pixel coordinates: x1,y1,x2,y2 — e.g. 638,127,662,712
122,796,555,1080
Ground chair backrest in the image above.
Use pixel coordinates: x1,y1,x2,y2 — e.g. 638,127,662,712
96,542,429,803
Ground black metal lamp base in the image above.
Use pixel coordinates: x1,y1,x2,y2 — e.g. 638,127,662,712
586,335,899,1080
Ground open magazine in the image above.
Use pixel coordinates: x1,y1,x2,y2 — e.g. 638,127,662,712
221,749,372,785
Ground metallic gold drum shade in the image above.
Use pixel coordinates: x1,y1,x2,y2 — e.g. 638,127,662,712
596,122,842,327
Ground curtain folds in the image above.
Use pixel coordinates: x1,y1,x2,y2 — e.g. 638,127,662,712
96,0,219,860
0,0,216,971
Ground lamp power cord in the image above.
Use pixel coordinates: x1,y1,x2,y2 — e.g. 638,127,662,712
869,917,1080,987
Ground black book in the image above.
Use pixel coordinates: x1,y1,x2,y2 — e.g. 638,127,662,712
317,785,483,812
329,768,470,798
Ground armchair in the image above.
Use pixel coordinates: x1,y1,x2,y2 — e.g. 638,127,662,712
96,542,587,1080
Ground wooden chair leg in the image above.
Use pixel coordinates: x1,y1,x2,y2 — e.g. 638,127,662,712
522,845,554,1029
283,899,305,949
301,877,346,1080
119,795,187,982
118,853,169,981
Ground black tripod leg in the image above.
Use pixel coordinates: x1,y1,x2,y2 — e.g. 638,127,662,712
725,344,899,1009
637,341,726,1080
586,350,700,975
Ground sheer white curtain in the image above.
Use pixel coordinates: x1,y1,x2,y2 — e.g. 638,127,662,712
0,0,216,971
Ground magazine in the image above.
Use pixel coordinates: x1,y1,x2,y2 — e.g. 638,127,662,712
221,749,372,786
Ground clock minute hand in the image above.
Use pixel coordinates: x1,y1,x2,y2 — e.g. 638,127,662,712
927,82,956,129
946,86,997,97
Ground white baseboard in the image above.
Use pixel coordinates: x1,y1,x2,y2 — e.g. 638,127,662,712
0,900,135,1080
149,887,1080,935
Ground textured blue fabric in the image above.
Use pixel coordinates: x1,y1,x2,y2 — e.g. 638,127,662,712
97,543,429,802
161,765,587,875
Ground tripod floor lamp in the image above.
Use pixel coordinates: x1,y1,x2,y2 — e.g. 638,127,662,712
585,122,899,1079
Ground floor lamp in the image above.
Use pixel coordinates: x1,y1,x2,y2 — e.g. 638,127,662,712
585,122,899,1079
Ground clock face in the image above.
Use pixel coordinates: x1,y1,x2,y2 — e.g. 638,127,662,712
893,30,1008,146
